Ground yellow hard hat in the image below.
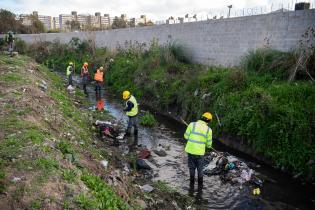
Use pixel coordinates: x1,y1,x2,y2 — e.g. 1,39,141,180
83,62,88,67
123,90,130,100
202,112,212,120
99,66,104,70
253,188,261,195
69,62,73,65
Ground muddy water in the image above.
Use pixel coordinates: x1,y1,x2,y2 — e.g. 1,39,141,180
75,79,314,210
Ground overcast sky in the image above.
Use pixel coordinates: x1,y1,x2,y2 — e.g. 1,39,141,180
0,0,312,20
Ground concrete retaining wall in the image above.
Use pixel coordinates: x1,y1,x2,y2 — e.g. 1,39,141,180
12,9,315,66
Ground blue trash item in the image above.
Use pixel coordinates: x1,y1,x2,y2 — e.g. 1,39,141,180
136,159,152,170
228,162,236,170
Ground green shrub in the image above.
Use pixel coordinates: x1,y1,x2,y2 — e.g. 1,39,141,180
241,48,296,79
14,38,27,54
140,112,157,127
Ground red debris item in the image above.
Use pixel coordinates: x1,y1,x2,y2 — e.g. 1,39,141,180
138,149,151,159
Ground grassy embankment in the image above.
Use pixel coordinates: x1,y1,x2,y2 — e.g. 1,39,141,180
9,36,315,180
0,54,195,209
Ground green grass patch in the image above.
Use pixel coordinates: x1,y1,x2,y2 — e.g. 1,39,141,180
76,193,98,210
140,112,157,127
29,199,42,210
0,73,23,82
80,173,130,209
35,157,59,171
152,180,177,194
56,140,75,155
62,169,77,183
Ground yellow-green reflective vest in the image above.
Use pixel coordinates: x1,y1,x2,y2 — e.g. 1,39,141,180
66,65,72,76
126,95,138,117
184,120,212,155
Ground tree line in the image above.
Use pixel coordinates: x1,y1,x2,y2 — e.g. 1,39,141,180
0,9,45,34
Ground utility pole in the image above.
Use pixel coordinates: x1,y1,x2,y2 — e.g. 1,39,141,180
227,5,233,18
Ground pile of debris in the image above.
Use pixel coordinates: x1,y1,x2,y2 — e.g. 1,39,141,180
203,151,263,187
94,120,125,144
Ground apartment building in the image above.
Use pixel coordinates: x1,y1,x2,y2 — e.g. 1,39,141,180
101,14,111,28
59,14,74,30
20,11,52,30
53,17,60,29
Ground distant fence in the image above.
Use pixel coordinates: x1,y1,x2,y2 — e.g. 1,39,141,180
155,1,315,23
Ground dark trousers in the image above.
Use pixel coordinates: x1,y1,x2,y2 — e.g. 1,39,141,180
68,74,73,86
95,81,102,94
188,154,204,182
126,116,139,145
83,84,87,94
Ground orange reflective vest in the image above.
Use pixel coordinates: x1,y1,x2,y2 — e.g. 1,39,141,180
94,70,104,82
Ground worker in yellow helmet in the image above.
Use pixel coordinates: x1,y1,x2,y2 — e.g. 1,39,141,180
81,62,89,94
94,66,104,95
184,112,213,190
66,62,74,86
122,90,139,146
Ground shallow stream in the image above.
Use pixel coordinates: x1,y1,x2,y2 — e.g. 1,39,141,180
74,77,315,210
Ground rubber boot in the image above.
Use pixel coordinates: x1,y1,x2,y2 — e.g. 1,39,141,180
189,176,195,196
133,130,141,147
125,129,131,137
190,175,195,186
197,177,203,190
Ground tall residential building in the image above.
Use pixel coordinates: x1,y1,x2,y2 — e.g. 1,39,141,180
53,17,60,29
101,14,111,28
121,14,127,21
71,11,78,20
77,14,88,28
20,11,52,30
38,15,53,30
91,12,101,28
59,14,74,30
20,14,32,26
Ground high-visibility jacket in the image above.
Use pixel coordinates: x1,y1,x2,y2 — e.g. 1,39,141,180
184,120,212,155
81,66,89,76
126,95,138,117
94,69,103,82
66,65,73,76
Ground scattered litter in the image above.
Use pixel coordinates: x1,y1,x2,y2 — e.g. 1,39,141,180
136,159,152,170
153,149,167,157
11,177,21,183
241,169,253,182
194,89,199,96
202,92,211,100
138,148,151,159
100,160,108,169
94,120,122,140
116,133,125,140
203,152,262,186
67,85,75,94
39,83,47,92
95,120,116,126
141,184,154,193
